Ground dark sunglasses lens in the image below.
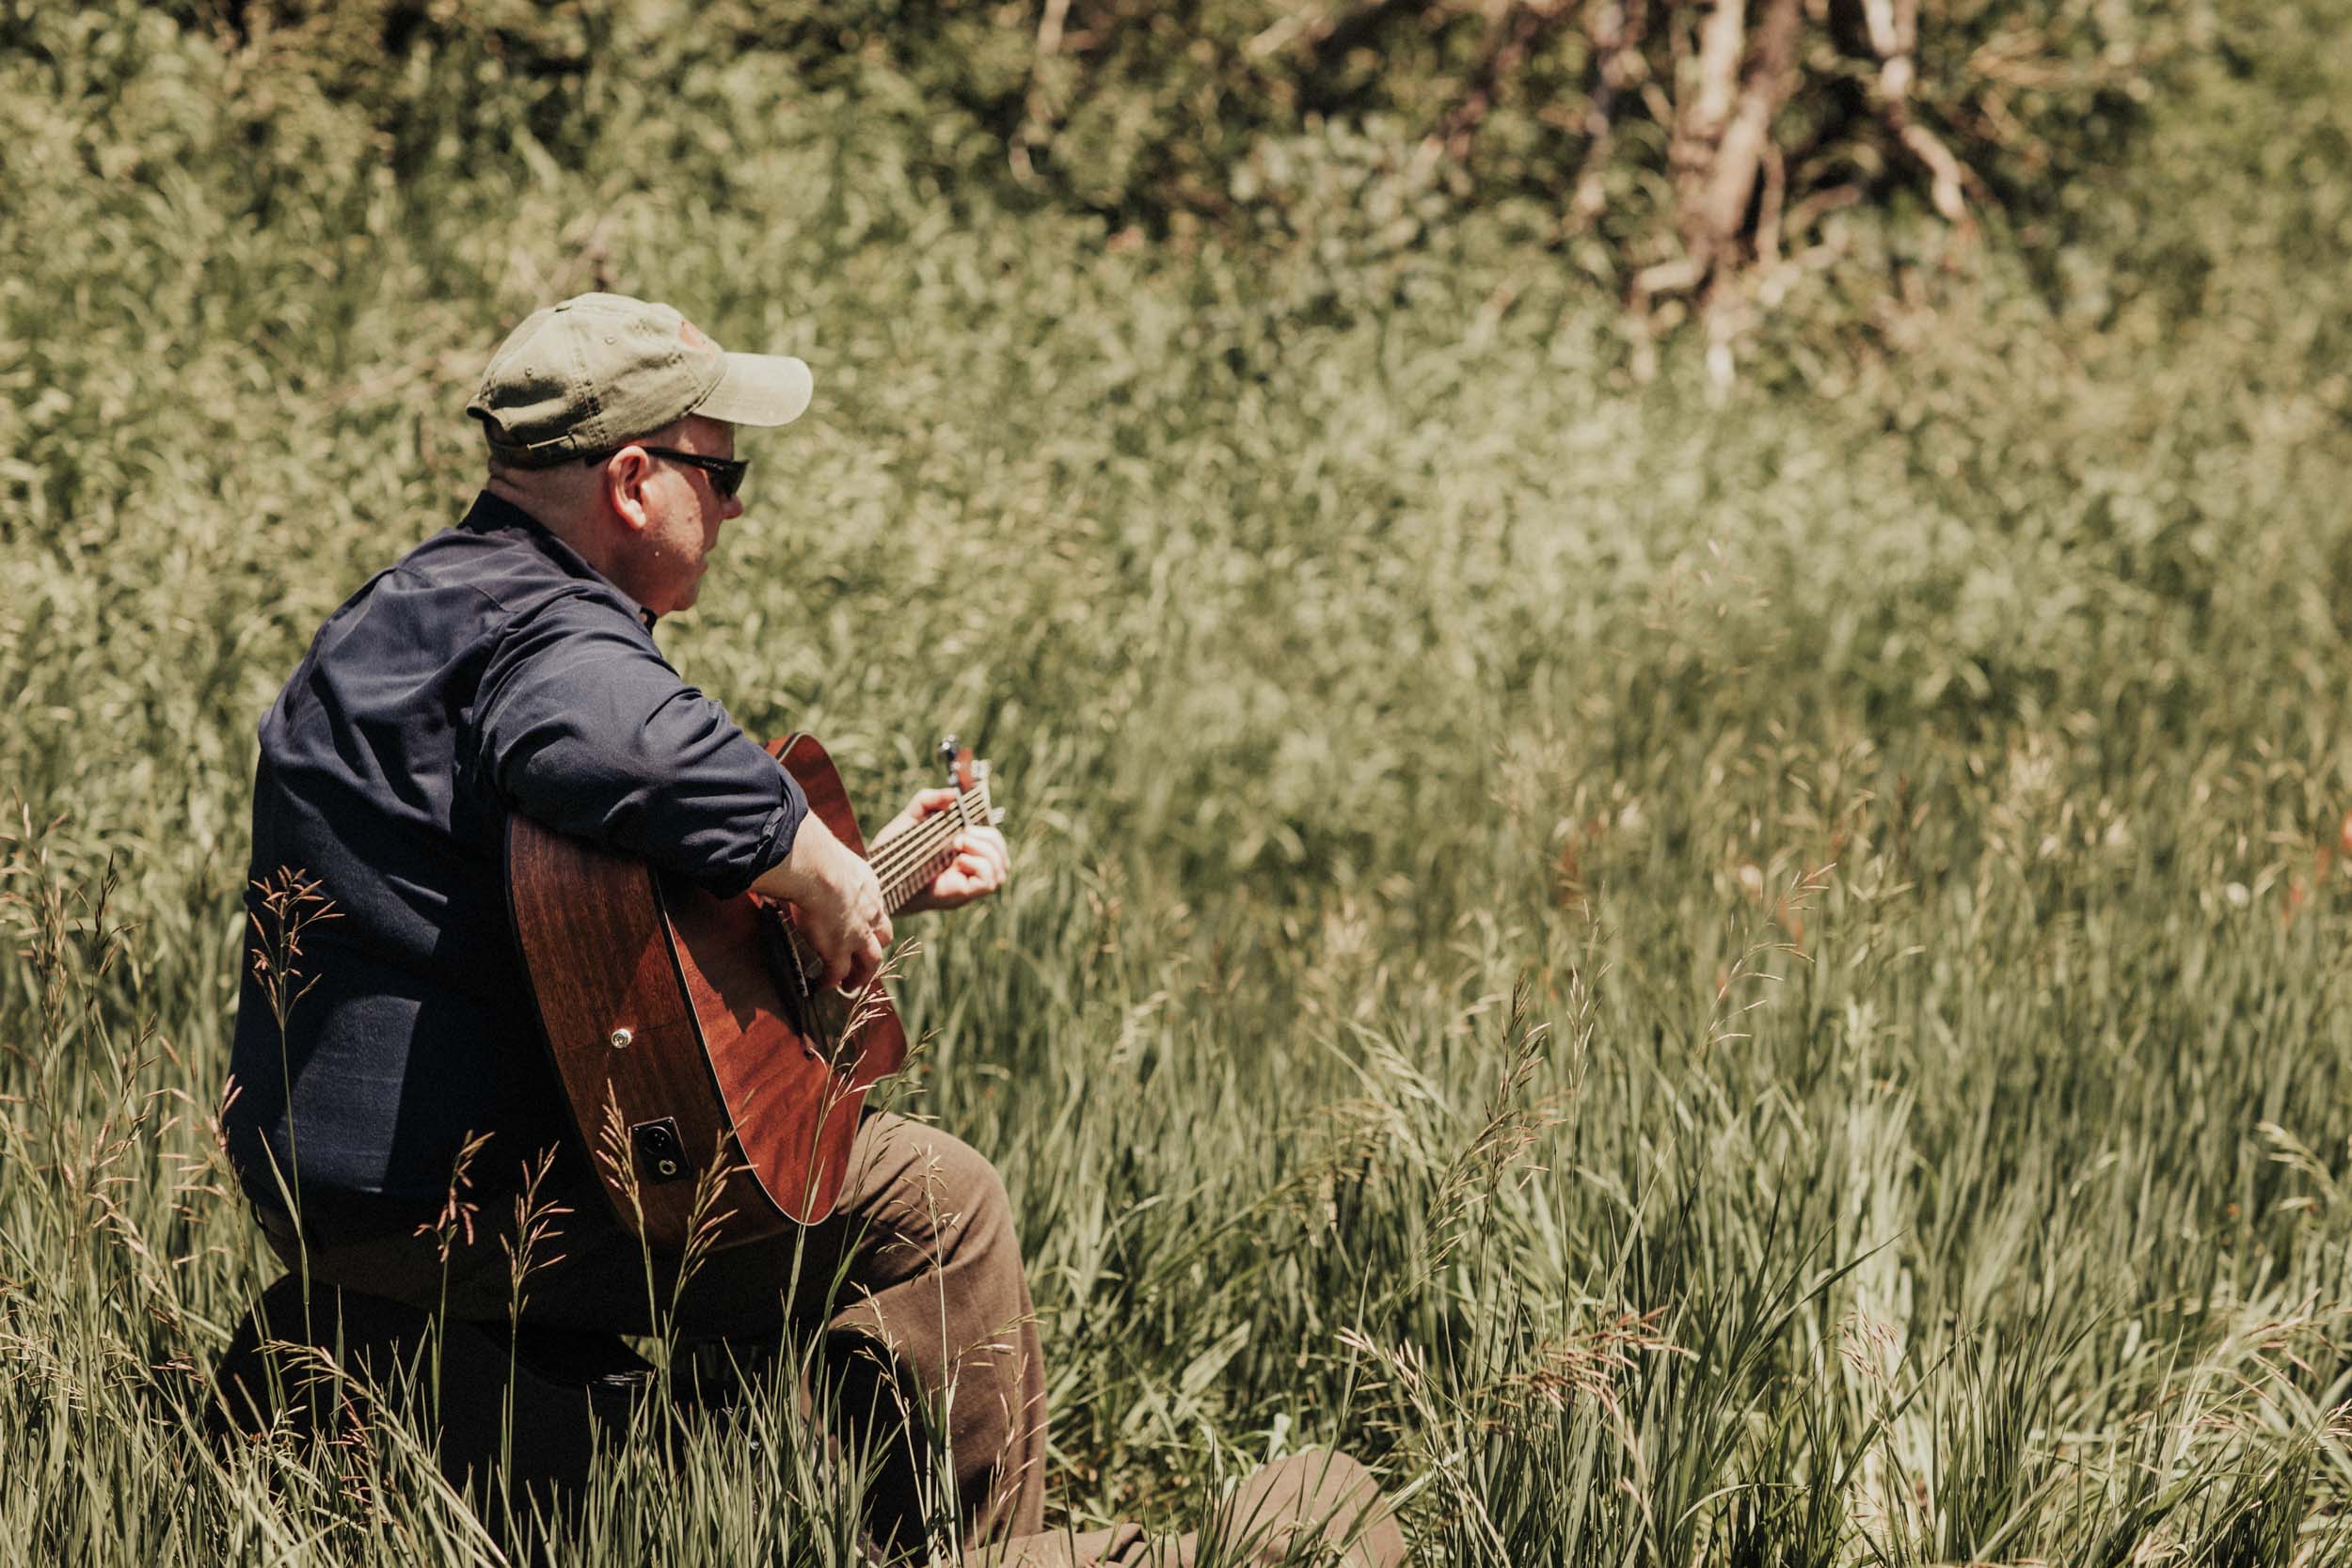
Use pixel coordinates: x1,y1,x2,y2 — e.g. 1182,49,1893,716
712,461,745,499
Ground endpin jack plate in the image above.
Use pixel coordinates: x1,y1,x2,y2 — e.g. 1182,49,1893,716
629,1117,691,1184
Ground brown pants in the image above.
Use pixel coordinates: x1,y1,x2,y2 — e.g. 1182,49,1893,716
263,1115,1403,1565
982,1450,1406,1567
268,1113,1047,1551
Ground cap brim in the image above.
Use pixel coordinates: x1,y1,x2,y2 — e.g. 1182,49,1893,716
692,352,814,427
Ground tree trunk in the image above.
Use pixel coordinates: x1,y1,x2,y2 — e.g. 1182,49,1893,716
1662,0,1804,293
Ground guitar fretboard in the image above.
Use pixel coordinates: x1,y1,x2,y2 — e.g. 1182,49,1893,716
866,772,996,916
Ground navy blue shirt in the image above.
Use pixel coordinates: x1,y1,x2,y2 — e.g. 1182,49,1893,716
225,493,808,1217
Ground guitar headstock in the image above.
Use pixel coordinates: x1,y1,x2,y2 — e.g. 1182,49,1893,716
937,735,996,821
938,735,974,791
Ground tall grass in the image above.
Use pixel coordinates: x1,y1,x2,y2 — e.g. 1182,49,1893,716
6,2,2352,1562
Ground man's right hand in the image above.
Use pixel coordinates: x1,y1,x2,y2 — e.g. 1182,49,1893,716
751,813,891,992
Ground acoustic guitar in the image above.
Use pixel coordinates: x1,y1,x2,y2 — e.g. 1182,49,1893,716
504,736,996,1250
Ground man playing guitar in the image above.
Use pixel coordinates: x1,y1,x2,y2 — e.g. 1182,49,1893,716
224,293,1398,1565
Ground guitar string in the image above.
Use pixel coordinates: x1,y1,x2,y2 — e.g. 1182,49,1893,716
778,778,993,985
865,791,976,889
873,821,984,912
866,788,972,879
864,773,990,884
781,832,941,967
861,778,994,897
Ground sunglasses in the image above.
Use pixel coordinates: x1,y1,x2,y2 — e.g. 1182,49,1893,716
588,444,749,499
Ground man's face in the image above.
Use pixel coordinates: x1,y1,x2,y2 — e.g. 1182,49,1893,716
613,415,743,616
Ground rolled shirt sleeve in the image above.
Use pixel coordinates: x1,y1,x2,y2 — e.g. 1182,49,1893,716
471,589,806,895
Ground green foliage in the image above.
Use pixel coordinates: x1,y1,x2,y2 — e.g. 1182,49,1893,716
91,0,2205,299
5,0,2352,1562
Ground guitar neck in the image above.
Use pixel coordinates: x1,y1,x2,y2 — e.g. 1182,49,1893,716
866,773,995,916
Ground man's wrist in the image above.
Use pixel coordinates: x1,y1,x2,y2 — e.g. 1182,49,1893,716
754,813,843,903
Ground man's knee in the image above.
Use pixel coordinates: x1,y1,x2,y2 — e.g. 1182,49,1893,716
853,1116,1016,1255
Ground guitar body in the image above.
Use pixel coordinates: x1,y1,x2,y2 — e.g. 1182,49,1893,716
505,734,906,1249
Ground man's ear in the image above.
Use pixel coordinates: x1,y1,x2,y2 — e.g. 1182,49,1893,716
604,446,655,535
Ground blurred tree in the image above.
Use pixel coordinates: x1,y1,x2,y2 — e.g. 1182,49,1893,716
130,0,2202,333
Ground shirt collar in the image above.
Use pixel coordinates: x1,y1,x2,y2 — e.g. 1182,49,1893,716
461,491,660,630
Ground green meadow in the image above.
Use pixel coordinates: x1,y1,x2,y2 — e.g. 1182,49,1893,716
7,2,2352,1561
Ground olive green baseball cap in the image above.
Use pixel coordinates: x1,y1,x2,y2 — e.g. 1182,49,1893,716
466,293,814,467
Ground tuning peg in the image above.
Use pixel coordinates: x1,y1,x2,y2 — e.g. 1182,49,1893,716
938,735,959,779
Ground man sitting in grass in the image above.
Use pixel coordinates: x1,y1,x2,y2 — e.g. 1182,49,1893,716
223,292,1402,1565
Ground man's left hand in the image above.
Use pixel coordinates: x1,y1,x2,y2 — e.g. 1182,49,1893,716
882,788,1009,912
